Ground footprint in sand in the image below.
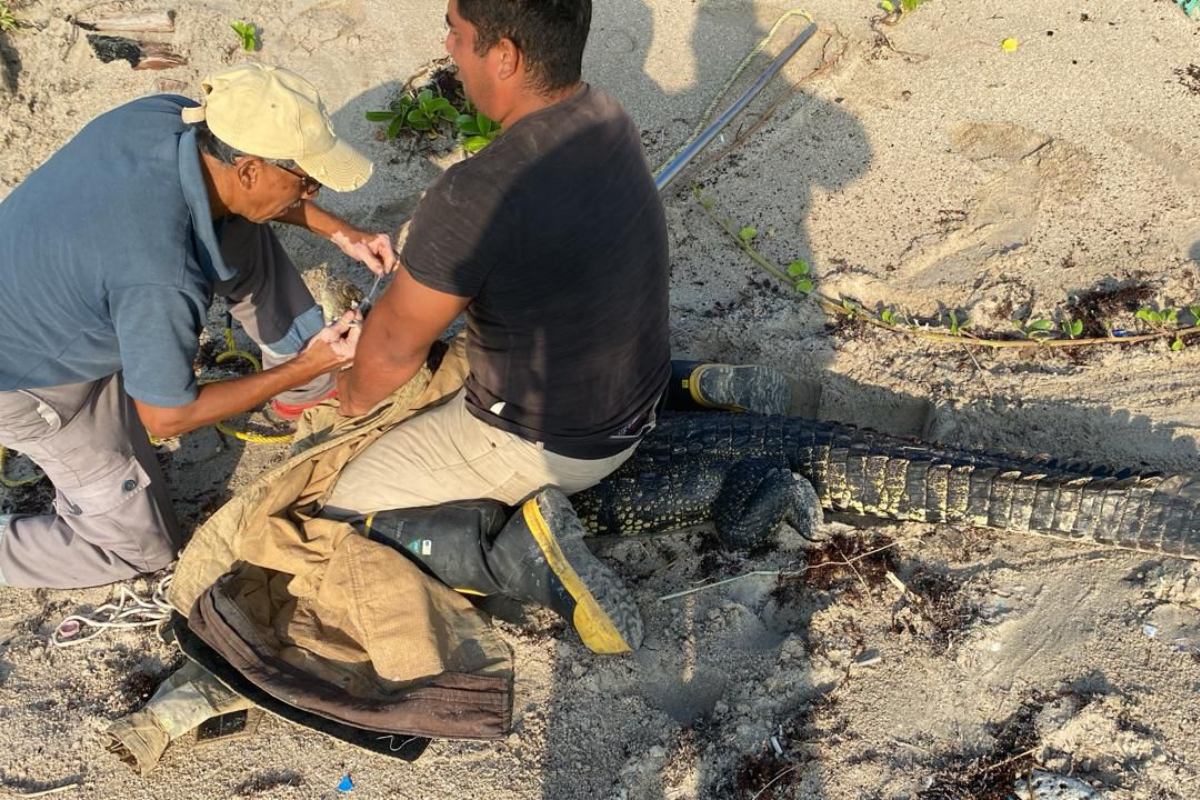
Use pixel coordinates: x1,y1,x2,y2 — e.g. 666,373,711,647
892,121,1094,290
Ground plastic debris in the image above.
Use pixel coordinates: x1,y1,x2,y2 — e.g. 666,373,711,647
337,774,354,793
1014,770,1098,799
1143,623,1158,637
1001,38,1019,52
1178,0,1199,19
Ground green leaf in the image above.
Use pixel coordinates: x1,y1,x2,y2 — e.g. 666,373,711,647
406,109,432,130
901,0,921,10
881,309,894,324
786,259,809,277
387,114,406,140
880,0,895,11
463,135,491,153
418,89,433,105
795,278,814,295
738,226,758,243
478,114,497,135
1167,308,1179,325
1028,319,1053,332
1137,307,1157,325
1172,337,1185,352
230,21,257,51
365,110,396,122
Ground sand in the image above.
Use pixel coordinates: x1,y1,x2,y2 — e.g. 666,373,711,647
1,0,1199,797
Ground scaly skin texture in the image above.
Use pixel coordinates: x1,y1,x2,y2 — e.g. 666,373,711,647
571,412,1200,559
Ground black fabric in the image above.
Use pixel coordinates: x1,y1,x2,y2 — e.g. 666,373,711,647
172,614,431,762
401,84,670,459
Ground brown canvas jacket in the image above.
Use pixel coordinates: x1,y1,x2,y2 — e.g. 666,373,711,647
169,338,514,743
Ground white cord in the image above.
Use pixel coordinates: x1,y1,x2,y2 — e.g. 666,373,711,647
50,573,174,648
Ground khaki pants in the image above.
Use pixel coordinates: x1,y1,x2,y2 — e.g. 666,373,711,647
0,374,179,587
323,389,637,515
0,219,326,587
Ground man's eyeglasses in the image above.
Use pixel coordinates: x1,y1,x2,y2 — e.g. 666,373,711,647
279,164,322,197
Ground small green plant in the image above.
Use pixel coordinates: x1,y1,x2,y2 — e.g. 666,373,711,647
0,2,16,33
230,20,259,52
367,90,500,151
880,308,896,325
947,310,969,336
405,88,458,131
880,0,926,13
1172,337,1186,352
787,259,813,294
1014,318,1054,340
1061,317,1084,339
1136,306,1178,329
738,226,758,244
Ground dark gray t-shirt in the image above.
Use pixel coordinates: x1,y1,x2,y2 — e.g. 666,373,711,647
401,84,670,458
0,95,233,407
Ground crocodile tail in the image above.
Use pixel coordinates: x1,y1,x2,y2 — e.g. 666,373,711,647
792,421,1200,559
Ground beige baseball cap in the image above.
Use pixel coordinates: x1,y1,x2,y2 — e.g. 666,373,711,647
181,63,372,192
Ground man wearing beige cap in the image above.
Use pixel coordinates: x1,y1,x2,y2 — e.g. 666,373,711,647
0,63,390,588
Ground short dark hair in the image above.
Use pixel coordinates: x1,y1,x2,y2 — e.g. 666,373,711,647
456,0,591,93
193,121,296,169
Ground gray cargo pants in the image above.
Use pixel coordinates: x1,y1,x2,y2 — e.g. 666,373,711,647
0,218,328,588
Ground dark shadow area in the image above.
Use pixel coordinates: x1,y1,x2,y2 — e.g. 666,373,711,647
0,31,20,95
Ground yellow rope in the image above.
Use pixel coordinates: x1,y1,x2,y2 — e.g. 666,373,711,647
0,445,44,489
653,9,816,180
202,325,292,445
215,326,262,374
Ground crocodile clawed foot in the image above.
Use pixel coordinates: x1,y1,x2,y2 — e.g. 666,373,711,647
714,460,824,550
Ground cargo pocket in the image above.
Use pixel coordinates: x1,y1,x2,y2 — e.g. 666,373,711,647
0,390,62,445
54,455,151,519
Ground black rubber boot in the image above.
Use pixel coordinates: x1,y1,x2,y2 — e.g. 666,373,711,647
363,489,644,654
666,360,791,416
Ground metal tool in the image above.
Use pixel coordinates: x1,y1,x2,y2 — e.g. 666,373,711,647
362,271,383,309
654,21,818,192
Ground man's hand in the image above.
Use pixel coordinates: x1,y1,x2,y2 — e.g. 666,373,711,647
296,309,362,374
331,229,398,277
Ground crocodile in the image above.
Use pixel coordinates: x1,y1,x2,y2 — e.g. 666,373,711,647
570,411,1200,560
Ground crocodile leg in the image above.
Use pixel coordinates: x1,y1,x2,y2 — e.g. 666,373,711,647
713,458,823,550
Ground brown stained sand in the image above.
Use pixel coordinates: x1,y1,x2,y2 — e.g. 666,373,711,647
1,1,1200,798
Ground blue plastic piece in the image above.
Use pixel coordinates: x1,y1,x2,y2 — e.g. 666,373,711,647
337,774,354,793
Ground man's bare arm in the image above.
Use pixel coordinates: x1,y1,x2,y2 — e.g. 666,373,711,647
337,263,469,416
273,200,397,275
135,313,359,439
